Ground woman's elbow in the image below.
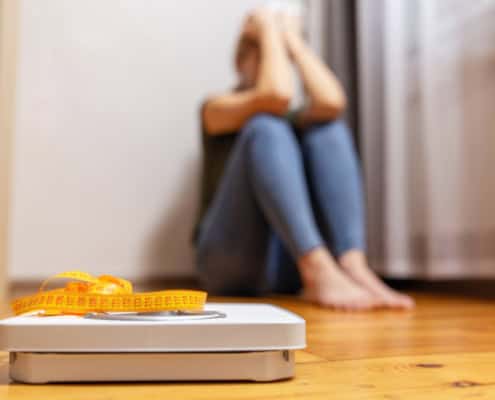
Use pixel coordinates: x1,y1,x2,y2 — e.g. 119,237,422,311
257,89,292,116
314,94,347,120
271,91,292,115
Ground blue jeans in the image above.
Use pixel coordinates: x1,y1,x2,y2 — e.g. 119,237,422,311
196,114,365,295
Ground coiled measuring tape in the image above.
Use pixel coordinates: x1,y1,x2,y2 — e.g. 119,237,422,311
11,270,207,316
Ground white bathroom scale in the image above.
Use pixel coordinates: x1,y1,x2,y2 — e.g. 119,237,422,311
0,303,306,383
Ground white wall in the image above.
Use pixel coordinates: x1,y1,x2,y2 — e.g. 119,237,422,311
0,0,19,296
8,0,264,281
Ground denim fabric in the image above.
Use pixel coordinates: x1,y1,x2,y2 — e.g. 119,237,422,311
196,114,365,295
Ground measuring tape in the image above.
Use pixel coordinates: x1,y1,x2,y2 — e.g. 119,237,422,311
11,271,207,316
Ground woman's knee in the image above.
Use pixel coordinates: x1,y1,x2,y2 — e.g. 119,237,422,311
241,113,296,148
243,113,291,138
301,119,353,150
244,112,287,130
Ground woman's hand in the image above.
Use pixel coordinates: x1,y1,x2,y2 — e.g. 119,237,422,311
276,12,347,124
203,8,293,135
279,13,303,58
280,13,302,38
241,8,277,40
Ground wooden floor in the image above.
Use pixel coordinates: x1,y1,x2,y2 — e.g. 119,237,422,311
1,285,495,399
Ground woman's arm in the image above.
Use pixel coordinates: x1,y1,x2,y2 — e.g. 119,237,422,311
283,16,347,124
203,10,294,136
202,89,287,135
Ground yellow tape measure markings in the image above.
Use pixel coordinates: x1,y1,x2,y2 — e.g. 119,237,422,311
11,271,207,316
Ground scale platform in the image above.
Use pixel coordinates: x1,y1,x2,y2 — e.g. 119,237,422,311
0,303,306,383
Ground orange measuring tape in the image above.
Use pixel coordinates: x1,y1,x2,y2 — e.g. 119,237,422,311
11,271,207,316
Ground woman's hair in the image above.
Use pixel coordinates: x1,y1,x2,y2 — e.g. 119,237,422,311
234,35,259,71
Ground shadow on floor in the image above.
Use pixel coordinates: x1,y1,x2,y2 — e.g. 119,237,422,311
385,279,495,300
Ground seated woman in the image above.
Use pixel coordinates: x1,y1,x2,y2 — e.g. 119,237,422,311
195,9,414,310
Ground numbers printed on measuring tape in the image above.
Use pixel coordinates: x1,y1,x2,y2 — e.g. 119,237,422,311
11,271,207,316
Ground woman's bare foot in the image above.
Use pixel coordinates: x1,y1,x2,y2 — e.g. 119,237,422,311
339,250,415,309
298,247,379,311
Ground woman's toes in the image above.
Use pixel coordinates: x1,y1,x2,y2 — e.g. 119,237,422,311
397,294,415,309
352,295,377,311
342,264,414,310
383,292,415,309
353,302,370,311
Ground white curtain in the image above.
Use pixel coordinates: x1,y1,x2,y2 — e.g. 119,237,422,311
358,0,495,278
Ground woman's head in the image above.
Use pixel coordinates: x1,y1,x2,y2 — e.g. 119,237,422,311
235,35,260,90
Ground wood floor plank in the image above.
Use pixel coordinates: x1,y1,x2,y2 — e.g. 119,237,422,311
295,350,327,364
269,294,495,361
2,353,495,400
1,291,495,399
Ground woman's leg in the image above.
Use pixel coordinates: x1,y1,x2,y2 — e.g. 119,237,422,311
266,232,302,294
198,114,377,309
300,119,414,308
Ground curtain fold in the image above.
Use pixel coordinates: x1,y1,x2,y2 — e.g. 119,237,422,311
358,0,495,278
